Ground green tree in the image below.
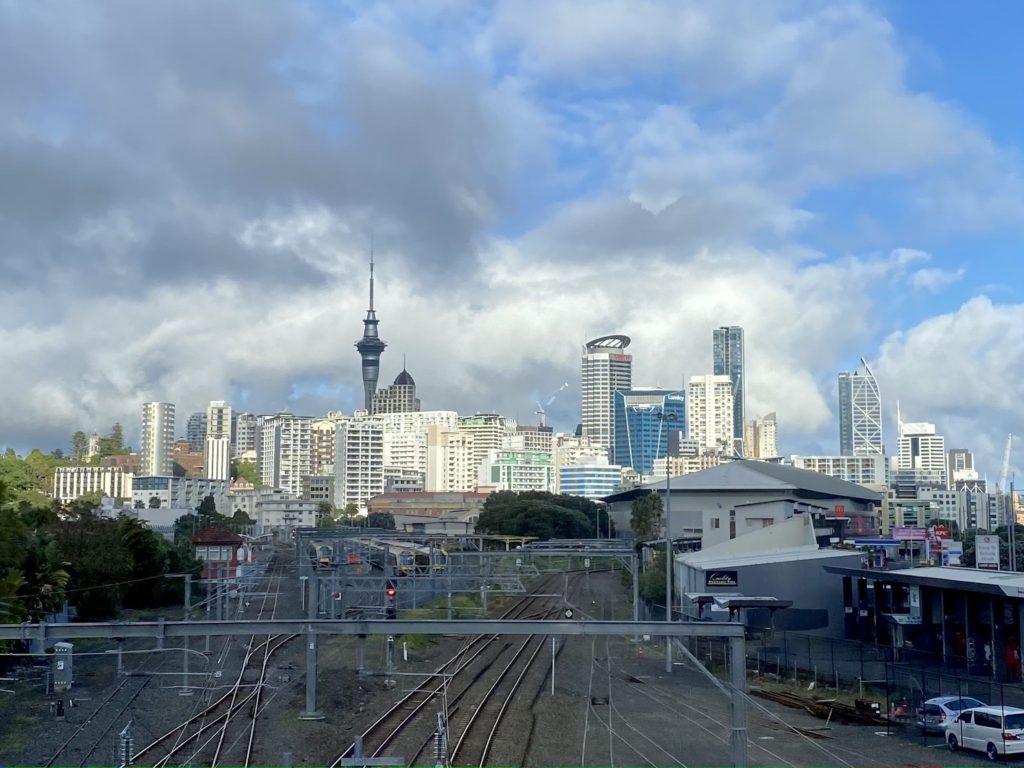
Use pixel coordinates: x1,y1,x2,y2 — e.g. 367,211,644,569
0,448,65,507
476,491,601,539
71,431,88,461
316,501,334,526
96,423,129,457
149,496,162,509
197,494,217,516
231,461,264,487
630,492,662,544
117,517,169,608
230,508,254,533
49,512,133,620
638,555,668,603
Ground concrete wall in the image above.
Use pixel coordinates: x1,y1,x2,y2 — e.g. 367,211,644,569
678,551,863,637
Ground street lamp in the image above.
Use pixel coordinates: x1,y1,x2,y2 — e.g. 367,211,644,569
654,410,680,674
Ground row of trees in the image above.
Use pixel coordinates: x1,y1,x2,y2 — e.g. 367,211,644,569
475,491,613,539
314,501,396,529
69,424,131,461
1,489,201,622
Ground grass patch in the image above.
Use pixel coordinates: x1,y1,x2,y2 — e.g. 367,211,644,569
0,713,39,753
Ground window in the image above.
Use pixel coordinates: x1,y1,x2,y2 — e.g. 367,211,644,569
711,518,720,529
1005,713,1024,731
957,712,973,724
952,698,983,711
975,712,999,729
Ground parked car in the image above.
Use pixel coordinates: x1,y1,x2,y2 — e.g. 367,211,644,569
945,706,1024,760
919,696,986,733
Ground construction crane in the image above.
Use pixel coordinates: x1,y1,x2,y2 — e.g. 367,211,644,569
535,382,569,428
1002,434,1017,571
1001,434,1013,493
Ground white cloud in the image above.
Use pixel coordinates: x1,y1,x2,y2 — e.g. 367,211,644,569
874,296,1024,476
910,266,965,292
1,0,1023,484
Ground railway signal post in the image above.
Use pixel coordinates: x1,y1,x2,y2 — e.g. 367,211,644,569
299,576,324,721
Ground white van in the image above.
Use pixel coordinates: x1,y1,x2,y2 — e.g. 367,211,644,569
945,706,1024,760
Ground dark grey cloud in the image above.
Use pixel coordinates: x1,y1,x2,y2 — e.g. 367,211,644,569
0,1,529,294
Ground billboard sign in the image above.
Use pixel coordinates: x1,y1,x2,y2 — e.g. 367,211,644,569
705,570,738,588
892,527,927,541
977,535,1000,570
941,539,964,567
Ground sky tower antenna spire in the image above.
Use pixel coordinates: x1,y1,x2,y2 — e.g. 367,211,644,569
355,233,386,411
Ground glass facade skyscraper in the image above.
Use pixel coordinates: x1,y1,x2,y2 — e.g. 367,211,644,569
581,335,632,459
712,326,745,455
838,358,883,456
613,389,686,476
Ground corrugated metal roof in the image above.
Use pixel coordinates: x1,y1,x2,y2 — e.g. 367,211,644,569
603,460,881,503
679,546,862,570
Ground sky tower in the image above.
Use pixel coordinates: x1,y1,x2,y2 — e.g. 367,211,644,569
355,253,386,411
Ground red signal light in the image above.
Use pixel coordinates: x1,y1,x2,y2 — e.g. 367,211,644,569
386,586,396,598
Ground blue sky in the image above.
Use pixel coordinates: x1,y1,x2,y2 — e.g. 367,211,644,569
1,0,1023,476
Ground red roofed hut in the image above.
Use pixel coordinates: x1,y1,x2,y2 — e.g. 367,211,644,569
192,526,244,579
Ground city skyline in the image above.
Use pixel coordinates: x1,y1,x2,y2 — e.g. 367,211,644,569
8,329,1020,484
3,3,1024,483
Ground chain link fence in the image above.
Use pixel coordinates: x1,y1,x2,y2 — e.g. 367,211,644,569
736,629,1024,745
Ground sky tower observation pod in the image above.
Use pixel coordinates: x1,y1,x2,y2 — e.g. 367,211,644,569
585,334,631,350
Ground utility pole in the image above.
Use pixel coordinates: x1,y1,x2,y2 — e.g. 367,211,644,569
665,466,673,673
182,573,192,695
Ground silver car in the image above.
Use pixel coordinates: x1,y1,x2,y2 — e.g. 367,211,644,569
919,696,986,733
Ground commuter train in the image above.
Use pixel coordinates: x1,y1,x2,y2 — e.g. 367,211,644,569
310,541,334,568
349,537,448,575
523,539,624,552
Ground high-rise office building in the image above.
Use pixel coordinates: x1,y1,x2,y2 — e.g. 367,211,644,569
458,413,517,477
371,365,421,414
332,420,384,511
947,448,978,488
838,359,883,456
897,419,947,488
712,326,745,455
580,334,632,457
686,375,734,453
141,402,176,476
204,401,232,481
558,458,623,500
312,416,348,476
371,410,459,482
425,425,476,492
504,425,554,454
612,389,686,476
478,449,555,493
233,413,257,455
258,413,313,496
186,411,207,452
744,413,778,460
355,254,387,412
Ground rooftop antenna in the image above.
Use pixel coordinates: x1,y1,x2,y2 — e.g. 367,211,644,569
369,231,375,312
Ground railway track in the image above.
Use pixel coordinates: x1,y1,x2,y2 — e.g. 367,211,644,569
43,674,153,768
132,549,295,768
332,569,590,768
